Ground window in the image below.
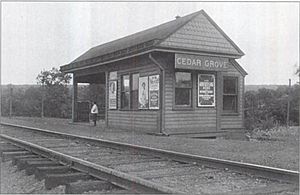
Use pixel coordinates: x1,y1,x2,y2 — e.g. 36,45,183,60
131,73,139,109
223,77,238,113
121,75,130,109
175,72,192,107
121,73,140,110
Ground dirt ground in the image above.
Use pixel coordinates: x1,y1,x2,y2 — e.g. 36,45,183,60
1,116,299,171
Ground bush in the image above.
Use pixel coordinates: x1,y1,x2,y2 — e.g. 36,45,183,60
248,126,299,141
244,85,299,131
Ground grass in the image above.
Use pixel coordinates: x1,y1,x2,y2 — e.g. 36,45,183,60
248,126,299,142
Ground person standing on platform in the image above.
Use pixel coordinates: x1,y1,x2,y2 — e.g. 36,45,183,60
91,102,98,126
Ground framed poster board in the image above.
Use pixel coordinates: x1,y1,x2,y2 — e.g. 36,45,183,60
149,75,159,109
138,76,149,109
108,80,117,109
198,74,215,107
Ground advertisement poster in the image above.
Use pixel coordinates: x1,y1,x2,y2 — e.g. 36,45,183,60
198,74,215,107
138,76,149,109
109,80,117,109
149,75,159,109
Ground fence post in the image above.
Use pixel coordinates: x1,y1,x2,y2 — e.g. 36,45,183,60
9,84,13,118
286,79,291,126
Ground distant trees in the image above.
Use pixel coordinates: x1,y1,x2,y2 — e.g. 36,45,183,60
36,67,72,118
1,85,42,117
244,85,299,130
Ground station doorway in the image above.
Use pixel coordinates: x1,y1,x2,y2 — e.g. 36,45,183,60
73,72,106,123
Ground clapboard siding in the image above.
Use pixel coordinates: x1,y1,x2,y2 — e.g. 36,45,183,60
104,52,244,132
163,62,217,134
107,55,159,133
162,55,245,133
221,116,243,129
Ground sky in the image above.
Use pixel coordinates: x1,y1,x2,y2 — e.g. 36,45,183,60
1,2,299,85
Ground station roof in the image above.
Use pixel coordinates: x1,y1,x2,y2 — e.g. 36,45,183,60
61,10,244,72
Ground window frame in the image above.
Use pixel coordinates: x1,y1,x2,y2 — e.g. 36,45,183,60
173,71,193,110
222,76,239,114
130,73,139,110
120,74,130,110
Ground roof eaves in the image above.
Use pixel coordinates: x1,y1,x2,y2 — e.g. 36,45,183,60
60,39,159,72
60,48,156,73
155,45,242,59
229,59,248,76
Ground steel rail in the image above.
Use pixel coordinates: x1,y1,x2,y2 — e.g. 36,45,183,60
1,122,299,184
0,133,181,194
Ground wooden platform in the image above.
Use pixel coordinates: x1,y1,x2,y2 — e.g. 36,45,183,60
168,131,229,139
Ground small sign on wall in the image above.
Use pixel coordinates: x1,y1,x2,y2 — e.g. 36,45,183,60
198,74,215,107
138,76,149,109
109,71,117,80
149,75,159,109
109,80,117,109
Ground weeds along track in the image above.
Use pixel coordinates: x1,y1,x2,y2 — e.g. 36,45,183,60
0,123,299,194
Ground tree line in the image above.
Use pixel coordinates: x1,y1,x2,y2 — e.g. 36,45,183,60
1,68,105,119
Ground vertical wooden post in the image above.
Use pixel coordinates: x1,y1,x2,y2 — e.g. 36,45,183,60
216,72,223,131
161,69,165,133
9,84,13,118
242,76,245,129
41,84,44,118
157,69,165,133
72,76,78,122
287,79,291,126
105,71,109,128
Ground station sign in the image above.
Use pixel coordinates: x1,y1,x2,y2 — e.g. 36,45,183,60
175,53,229,71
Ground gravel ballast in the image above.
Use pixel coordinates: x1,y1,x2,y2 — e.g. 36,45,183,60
1,117,299,171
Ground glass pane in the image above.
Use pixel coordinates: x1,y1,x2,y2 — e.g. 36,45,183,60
121,91,130,109
223,95,237,112
131,90,138,109
122,75,130,91
131,74,139,91
175,72,192,88
224,77,237,94
175,88,191,106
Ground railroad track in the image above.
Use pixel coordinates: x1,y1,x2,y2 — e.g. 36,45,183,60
0,122,299,194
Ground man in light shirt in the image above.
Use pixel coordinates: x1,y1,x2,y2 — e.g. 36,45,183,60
90,102,98,126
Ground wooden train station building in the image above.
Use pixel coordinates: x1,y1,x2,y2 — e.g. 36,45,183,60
60,10,247,135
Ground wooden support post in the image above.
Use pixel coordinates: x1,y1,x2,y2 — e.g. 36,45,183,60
216,72,223,131
161,69,165,133
72,76,78,122
105,71,109,128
